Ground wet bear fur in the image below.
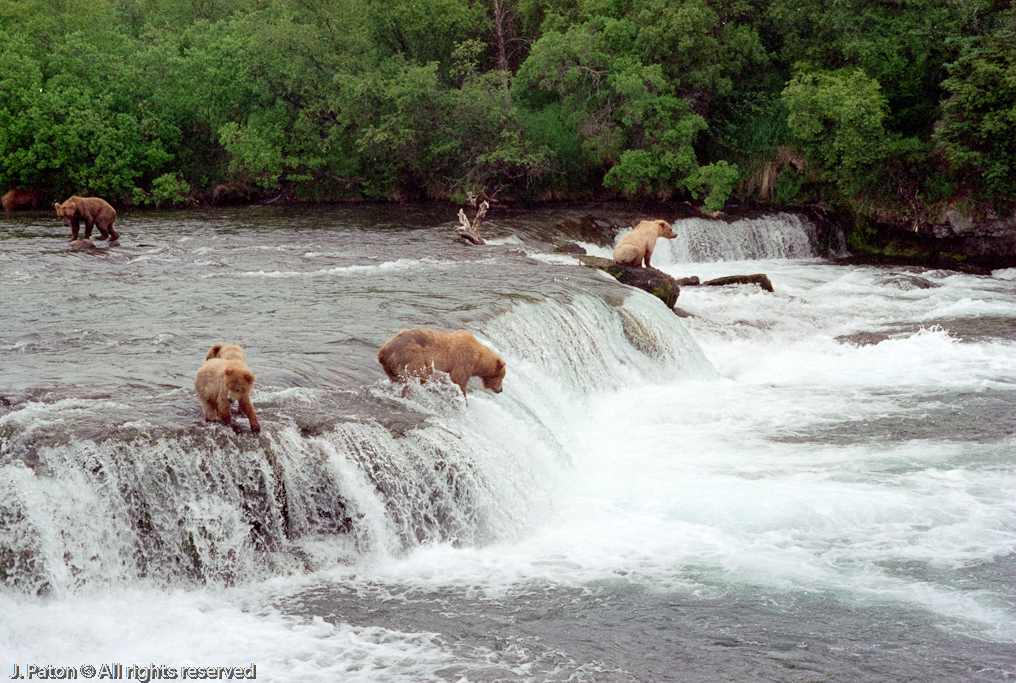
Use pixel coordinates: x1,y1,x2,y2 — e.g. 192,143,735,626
378,329,506,402
54,195,119,242
194,343,260,433
2,188,46,212
612,219,677,268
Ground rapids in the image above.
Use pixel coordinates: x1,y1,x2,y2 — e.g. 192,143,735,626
1,204,1014,681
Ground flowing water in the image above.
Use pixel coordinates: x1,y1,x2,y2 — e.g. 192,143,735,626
1,204,1014,681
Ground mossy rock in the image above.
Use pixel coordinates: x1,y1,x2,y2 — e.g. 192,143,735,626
580,256,681,308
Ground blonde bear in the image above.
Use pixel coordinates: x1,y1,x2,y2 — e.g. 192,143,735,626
194,343,260,433
612,219,676,268
378,329,506,403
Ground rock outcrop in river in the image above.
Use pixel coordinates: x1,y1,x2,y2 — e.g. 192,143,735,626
579,255,682,309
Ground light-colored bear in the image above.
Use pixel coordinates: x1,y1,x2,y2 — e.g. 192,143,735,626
612,219,676,268
54,195,119,242
194,343,260,433
378,329,506,403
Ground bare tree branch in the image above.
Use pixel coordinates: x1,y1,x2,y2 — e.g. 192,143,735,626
455,200,488,245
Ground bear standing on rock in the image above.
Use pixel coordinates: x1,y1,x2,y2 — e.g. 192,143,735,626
378,329,506,403
612,219,677,268
54,195,119,243
194,343,261,433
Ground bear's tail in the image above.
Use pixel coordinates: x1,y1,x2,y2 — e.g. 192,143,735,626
224,366,256,393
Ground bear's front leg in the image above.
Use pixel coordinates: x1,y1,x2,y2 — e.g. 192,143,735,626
69,218,81,241
237,397,260,433
216,399,233,425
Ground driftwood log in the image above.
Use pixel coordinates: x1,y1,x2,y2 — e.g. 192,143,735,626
700,274,774,292
456,200,488,245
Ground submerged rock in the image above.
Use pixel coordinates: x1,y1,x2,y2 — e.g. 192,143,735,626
69,238,96,250
580,255,681,308
874,274,941,290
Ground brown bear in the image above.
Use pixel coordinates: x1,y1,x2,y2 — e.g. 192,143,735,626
612,219,677,268
2,188,46,212
378,329,506,403
194,343,260,433
53,195,119,242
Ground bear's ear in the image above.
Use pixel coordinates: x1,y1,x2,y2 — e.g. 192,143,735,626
206,344,223,360
53,202,61,210
495,358,505,372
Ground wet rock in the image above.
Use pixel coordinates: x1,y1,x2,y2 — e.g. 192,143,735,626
701,274,774,292
874,274,941,290
69,238,96,250
580,256,681,309
555,242,587,255
675,276,700,286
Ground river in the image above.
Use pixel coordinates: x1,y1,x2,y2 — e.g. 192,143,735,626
1,204,1014,681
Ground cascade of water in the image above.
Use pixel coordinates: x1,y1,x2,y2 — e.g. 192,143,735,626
659,213,820,263
0,290,715,594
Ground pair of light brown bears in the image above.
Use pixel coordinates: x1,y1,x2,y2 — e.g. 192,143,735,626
195,219,670,433
195,329,507,434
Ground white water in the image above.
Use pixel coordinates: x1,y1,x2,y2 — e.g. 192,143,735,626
2,212,1015,680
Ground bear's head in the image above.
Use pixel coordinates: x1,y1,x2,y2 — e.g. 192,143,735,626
482,358,506,393
654,220,676,238
54,200,77,225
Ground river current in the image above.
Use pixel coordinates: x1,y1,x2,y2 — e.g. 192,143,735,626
1,204,1014,681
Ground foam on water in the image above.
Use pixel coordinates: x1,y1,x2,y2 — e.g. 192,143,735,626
0,588,466,682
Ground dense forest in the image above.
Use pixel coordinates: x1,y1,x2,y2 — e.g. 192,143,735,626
1,0,1015,228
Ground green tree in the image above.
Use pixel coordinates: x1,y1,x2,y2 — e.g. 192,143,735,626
935,21,1016,202
782,68,890,197
514,13,739,208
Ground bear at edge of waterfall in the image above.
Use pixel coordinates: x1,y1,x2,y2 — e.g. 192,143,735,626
612,219,677,268
378,328,506,404
194,343,261,433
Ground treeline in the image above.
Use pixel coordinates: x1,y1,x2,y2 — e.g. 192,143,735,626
1,0,1014,223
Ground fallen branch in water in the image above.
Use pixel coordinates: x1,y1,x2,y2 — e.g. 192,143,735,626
456,200,488,245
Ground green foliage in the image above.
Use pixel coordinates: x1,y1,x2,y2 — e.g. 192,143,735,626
148,172,192,205
0,29,172,199
935,21,1016,201
1,0,1015,213
782,68,890,196
366,0,488,73
767,0,967,135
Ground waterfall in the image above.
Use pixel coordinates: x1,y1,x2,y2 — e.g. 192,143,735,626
0,290,714,594
660,213,820,263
